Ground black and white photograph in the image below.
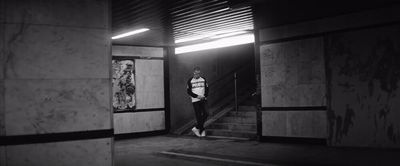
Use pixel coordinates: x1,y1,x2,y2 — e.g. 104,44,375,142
1,0,400,166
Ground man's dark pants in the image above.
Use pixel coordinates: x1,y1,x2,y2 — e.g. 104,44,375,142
193,100,208,132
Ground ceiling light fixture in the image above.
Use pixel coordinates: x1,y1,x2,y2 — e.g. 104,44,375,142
209,29,248,35
175,35,209,43
209,31,247,39
175,34,254,54
111,28,149,40
175,29,251,44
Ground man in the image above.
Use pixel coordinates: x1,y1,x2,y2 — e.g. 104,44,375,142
187,67,209,137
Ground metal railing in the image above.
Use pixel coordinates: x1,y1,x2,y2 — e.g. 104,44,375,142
234,72,238,113
207,61,255,116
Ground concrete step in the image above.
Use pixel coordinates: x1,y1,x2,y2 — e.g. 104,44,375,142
226,111,256,118
217,116,256,124
208,123,257,131
205,135,251,141
206,129,257,139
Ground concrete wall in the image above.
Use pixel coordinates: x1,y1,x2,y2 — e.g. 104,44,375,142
135,59,165,109
114,111,165,134
254,0,400,30
1,0,5,164
0,0,4,139
262,111,327,138
169,44,254,132
112,46,166,134
0,0,112,165
256,4,400,147
259,37,327,138
326,25,400,148
260,38,326,107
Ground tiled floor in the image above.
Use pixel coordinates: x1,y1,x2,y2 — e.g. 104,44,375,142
115,135,400,166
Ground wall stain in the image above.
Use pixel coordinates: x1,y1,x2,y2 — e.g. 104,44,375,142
342,105,355,135
5,10,31,78
334,116,343,143
327,25,400,147
332,105,355,144
373,39,399,93
337,82,354,90
378,108,389,120
22,84,107,134
387,124,397,143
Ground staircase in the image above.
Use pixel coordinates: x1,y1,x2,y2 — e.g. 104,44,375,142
181,62,258,140
206,97,257,140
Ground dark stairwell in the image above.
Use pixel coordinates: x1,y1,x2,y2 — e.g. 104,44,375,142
181,60,258,140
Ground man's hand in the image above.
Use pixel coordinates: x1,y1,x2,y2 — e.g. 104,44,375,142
197,95,205,100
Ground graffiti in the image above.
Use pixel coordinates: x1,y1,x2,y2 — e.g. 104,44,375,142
112,59,136,112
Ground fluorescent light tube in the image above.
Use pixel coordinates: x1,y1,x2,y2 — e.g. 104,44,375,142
209,31,247,39
175,35,208,43
175,34,254,54
111,28,149,40
175,29,251,44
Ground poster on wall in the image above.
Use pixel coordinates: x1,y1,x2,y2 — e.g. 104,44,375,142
112,57,136,112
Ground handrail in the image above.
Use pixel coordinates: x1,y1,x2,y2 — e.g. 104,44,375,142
234,72,238,112
208,60,253,87
206,60,255,115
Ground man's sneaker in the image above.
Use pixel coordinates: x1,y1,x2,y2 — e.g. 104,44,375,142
192,127,201,137
201,130,206,137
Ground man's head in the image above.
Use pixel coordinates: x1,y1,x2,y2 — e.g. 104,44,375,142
193,66,201,79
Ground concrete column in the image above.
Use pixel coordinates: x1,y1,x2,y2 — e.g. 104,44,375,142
0,0,112,165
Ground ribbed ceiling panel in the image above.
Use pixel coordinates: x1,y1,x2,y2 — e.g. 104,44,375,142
112,0,166,31
170,0,254,45
112,0,254,46
112,0,168,46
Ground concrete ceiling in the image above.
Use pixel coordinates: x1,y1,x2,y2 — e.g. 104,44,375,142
112,0,400,47
112,0,168,47
112,0,254,47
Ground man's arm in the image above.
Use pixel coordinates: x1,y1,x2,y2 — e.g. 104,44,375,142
204,79,209,98
187,78,198,98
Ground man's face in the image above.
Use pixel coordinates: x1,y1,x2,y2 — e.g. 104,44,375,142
193,70,201,79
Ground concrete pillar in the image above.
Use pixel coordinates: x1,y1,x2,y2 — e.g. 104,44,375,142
0,0,112,165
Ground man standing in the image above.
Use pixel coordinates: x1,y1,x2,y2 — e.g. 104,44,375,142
187,67,209,137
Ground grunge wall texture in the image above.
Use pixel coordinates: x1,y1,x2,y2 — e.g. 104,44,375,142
256,3,400,148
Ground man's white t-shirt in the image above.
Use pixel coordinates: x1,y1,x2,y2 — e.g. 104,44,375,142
187,77,208,102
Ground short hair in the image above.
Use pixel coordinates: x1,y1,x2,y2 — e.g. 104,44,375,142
193,66,200,71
